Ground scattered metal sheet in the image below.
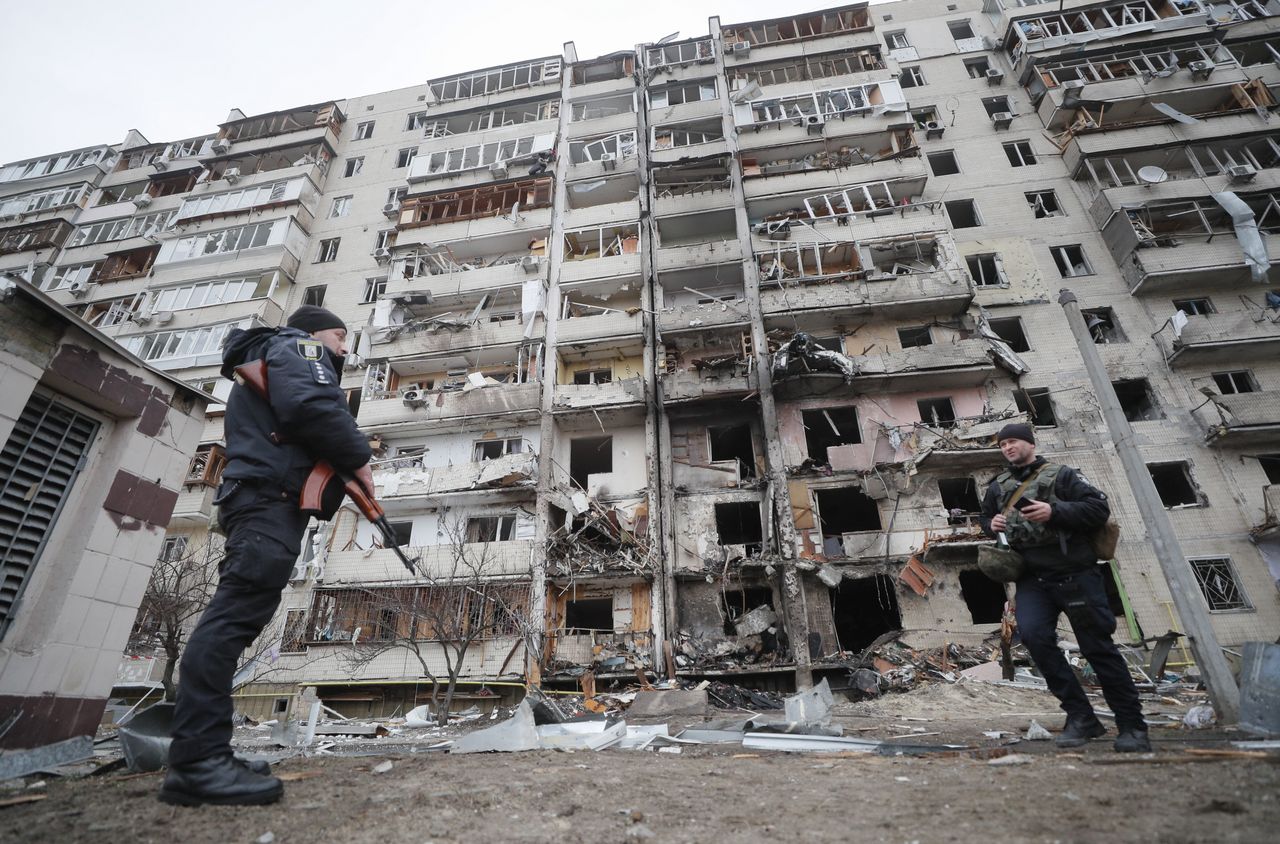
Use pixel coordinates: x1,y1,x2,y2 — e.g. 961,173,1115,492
783,678,834,727
537,720,627,751
1213,191,1271,284
0,736,94,782
1150,102,1200,124
742,732,882,753
618,724,671,750
673,729,744,744
312,723,390,737
451,700,540,754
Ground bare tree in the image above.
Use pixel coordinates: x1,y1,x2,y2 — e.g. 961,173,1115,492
333,513,535,725
127,536,222,701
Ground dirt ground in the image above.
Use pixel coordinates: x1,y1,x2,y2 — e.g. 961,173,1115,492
3,681,1277,844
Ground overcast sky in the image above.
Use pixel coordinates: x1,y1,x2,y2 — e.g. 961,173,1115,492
0,0,891,164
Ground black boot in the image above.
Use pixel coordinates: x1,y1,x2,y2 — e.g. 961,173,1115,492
158,754,283,806
1055,713,1106,748
234,756,271,775
1114,725,1151,753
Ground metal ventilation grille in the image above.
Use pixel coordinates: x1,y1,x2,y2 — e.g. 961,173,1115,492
0,392,98,635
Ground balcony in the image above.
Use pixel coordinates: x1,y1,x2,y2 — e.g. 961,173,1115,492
661,366,754,403
773,338,997,399
1003,0,1211,71
1252,483,1280,536
1039,74,1271,136
740,137,922,195
658,298,750,334
0,218,74,256
1074,131,1280,196
358,382,542,433
653,239,742,273
387,248,546,302
759,265,972,322
553,377,646,411
721,6,877,68
323,540,536,584
1201,391,1280,445
373,451,537,500
556,310,643,343
215,102,344,158
372,318,537,359
396,178,554,245
169,484,215,527
1164,311,1280,365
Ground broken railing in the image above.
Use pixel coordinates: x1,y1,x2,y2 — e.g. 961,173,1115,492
721,6,873,47
1029,38,1232,96
729,48,885,90
1006,0,1211,65
1078,133,1280,191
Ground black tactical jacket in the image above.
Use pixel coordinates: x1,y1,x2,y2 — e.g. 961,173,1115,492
219,326,371,496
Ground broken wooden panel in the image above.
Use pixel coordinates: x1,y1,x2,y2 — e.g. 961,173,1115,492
399,177,553,228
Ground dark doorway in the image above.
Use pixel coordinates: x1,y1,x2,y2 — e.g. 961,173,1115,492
714,501,764,554
958,569,1006,624
939,478,981,525
708,423,756,478
830,574,901,652
569,435,612,489
721,587,773,635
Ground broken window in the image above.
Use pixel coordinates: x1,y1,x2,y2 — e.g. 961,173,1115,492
1083,307,1124,343
885,30,911,50
927,150,959,176
647,37,715,69
1013,388,1057,427
939,478,982,525
572,368,612,385
721,588,773,636
361,277,386,304
1051,244,1092,277
71,210,174,247
708,424,756,479
898,325,933,348
303,285,326,307
944,199,982,228
316,238,340,263
1173,297,1214,316
1213,371,1258,396
1258,454,1280,483
958,569,1006,624
569,436,612,489
429,59,561,102
572,55,634,86
1003,141,1036,167
466,514,516,542
399,177,553,226
947,20,976,40
344,157,364,177
912,106,942,129
1026,190,1063,218
94,181,148,206
395,147,418,169
982,95,1011,117
815,488,882,555
917,397,957,428
988,317,1030,352
355,121,375,140
899,66,926,88
1113,379,1162,421
564,597,614,632
652,120,724,151
329,195,352,218
473,438,524,461
714,501,763,555
1148,462,1202,508
648,81,715,109
732,49,885,88
744,83,882,127
802,407,861,463
723,8,871,47
1189,558,1252,612
831,574,901,652
965,57,992,78
121,320,238,363
186,444,227,487
967,254,1006,287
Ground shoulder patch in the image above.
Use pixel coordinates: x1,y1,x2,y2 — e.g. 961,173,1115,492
296,338,324,361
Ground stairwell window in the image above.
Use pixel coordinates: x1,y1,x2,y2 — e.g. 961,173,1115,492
899,66,926,88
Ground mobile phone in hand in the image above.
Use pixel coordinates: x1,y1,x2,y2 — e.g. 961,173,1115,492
1014,496,1037,511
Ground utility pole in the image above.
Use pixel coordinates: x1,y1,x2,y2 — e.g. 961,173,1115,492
1058,289,1240,722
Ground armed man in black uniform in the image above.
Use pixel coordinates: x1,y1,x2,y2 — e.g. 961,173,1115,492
161,306,373,806
979,423,1150,753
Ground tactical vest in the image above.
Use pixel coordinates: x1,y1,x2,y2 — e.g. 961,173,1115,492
993,462,1065,548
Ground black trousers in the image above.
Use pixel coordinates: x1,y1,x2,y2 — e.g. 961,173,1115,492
1015,566,1146,730
168,482,307,767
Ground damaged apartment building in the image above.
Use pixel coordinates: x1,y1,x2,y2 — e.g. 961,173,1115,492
4,0,1279,714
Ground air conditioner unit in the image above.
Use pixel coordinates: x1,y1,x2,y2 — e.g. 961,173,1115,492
925,121,945,140
401,388,425,407
133,193,153,208
130,312,151,325
731,41,751,57
152,157,169,171
223,167,241,184
985,67,1005,85
489,161,509,178
211,138,231,154
373,247,393,263
1228,163,1258,183
154,310,174,325
1188,60,1215,80
382,202,400,218
1061,79,1087,91
289,561,309,582
991,111,1014,129
599,152,617,171
68,280,95,298
520,255,542,273
805,114,826,135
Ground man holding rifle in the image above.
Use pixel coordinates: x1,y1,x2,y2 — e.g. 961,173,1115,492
161,306,372,806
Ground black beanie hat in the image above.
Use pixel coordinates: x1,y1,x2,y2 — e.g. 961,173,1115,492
286,305,346,334
996,423,1035,445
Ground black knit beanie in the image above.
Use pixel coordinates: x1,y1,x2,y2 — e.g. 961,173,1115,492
286,305,346,334
996,423,1035,445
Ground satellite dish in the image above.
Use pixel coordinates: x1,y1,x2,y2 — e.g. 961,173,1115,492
1137,166,1169,186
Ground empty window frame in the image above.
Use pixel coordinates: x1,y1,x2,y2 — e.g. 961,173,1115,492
982,95,1011,117
1083,307,1125,343
173,178,302,224
1112,378,1162,421
70,210,175,247
355,121,375,140
329,195,352,218
816,488,882,556
917,396,957,428
1004,140,1037,166
927,150,960,176
899,66,926,88
466,514,517,542
569,436,612,489
428,59,562,102
344,157,364,177
120,321,240,363
1188,557,1252,611
361,277,386,304
648,80,716,109
316,238,340,263
802,407,862,462
1173,297,1214,316
967,253,1007,287
947,20,976,40
885,30,911,50
1026,190,1063,218
572,368,612,385
1014,387,1057,426
395,147,418,168
898,325,933,348
375,230,394,251
1148,462,1203,508
707,424,756,478
473,438,524,461
939,478,982,525
303,285,327,307
1051,244,1093,277
386,186,408,207
945,199,982,228
1213,370,1258,394
988,316,1030,352
964,57,992,78
160,221,283,264
564,597,614,632
714,501,764,553
185,443,226,487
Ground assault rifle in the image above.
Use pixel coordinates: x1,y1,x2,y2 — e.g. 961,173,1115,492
233,359,418,575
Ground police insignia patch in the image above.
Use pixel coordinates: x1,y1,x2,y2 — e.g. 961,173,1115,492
297,339,323,361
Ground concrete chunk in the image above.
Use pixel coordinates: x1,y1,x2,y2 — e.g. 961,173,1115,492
627,689,709,719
